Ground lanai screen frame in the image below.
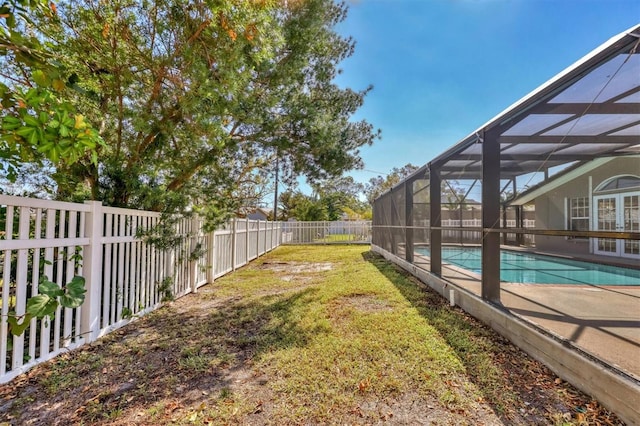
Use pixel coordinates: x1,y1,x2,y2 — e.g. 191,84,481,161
373,24,640,305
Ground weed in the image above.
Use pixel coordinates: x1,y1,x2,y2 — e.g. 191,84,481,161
158,276,174,302
41,359,79,395
219,387,232,400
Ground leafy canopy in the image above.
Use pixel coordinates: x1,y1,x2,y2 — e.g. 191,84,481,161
0,0,103,180
365,164,420,205
9,0,379,228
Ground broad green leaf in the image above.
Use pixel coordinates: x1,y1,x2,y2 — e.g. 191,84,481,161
25,294,51,317
15,127,34,137
60,293,84,309
37,142,54,153
68,276,86,292
23,115,39,127
28,128,39,145
41,299,59,319
39,279,63,297
1,116,20,125
49,145,60,162
32,70,49,87
62,117,74,127
60,276,87,308
7,313,33,336
1,119,21,131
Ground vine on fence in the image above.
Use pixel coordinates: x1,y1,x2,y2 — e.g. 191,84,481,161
6,276,86,336
158,276,174,302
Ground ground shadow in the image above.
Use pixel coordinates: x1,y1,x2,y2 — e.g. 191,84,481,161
0,287,324,425
361,250,604,425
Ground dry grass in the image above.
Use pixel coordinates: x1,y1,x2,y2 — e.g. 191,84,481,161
0,245,623,425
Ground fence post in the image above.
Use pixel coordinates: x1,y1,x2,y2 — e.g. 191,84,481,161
269,221,274,250
245,218,250,263
272,221,276,249
81,201,103,344
207,228,216,284
256,220,261,256
231,219,237,271
190,216,199,293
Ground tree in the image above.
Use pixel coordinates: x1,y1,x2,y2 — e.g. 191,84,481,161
0,0,103,180
277,189,326,221
277,176,368,222
441,179,469,221
14,0,379,227
364,163,419,205
311,176,364,220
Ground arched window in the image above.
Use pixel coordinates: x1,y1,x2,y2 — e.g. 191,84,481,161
594,175,640,193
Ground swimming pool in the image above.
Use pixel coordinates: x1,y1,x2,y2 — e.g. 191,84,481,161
414,247,640,286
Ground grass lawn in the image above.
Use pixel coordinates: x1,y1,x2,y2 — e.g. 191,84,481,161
0,246,621,425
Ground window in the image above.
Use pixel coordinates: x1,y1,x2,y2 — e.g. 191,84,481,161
595,175,640,193
568,197,589,238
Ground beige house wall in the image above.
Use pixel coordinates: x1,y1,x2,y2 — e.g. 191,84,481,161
534,157,640,256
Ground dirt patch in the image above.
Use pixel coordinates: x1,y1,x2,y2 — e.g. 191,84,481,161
259,261,333,274
252,284,316,298
0,248,625,426
279,274,313,283
338,294,395,313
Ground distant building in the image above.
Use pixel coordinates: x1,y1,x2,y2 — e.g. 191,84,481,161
246,207,273,221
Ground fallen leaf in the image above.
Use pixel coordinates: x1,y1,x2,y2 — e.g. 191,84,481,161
349,407,364,417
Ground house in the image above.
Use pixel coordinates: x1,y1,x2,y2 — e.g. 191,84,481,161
510,155,640,261
246,207,273,221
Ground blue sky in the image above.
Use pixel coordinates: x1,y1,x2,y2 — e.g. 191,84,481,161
329,0,640,190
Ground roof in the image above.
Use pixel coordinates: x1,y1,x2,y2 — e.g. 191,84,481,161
509,157,616,205
427,24,640,183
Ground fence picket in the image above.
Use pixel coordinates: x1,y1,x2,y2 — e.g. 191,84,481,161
103,213,113,329
12,207,29,370
0,195,326,383
116,214,125,321
63,211,77,347
53,210,66,353
41,208,56,360
28,209,42,363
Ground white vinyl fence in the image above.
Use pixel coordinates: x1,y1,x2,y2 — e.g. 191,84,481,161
0,195,282,383
281,220,372,244
440,218,536,245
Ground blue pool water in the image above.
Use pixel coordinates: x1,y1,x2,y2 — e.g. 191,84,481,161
415,247,640,286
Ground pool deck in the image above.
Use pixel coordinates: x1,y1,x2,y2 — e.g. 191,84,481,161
412,251,640,382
